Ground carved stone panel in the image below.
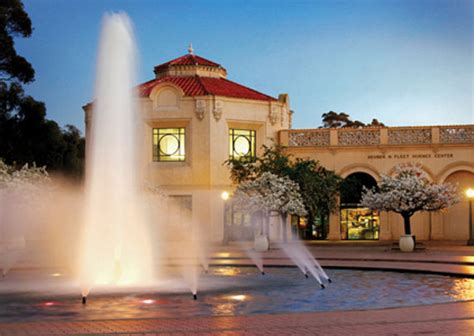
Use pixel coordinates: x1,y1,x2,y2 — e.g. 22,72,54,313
213,100,223,121
338,130,381,146
440,127,474,144
388,128,431,145
195,99,206,120
269,106,278,126
288,130,330,147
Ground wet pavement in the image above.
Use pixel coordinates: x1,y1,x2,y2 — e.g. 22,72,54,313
0,241,473,335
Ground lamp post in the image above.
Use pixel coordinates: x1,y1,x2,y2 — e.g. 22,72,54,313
466,188,474,246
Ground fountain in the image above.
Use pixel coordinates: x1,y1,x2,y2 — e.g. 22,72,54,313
79,13,154,298
279,240,329,288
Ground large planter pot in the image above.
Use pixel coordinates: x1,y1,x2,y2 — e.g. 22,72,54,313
399,234,415,252
254,235,269,252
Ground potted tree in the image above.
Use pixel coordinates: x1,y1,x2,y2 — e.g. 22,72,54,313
361,164,458,252
233,172,306,251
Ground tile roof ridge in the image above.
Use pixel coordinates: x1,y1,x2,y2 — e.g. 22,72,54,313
194,75,211,95
220,77,277,101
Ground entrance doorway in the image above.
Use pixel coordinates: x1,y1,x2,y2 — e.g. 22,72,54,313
291,214,329,240
340,172,380,240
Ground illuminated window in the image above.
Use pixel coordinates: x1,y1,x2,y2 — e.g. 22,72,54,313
153,128,185,161
340,207,379,240
229,129,256,160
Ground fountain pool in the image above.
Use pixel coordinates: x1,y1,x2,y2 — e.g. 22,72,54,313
1,267,473,322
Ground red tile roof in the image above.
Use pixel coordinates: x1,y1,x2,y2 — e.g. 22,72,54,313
154,54,221,72
138,76,276,102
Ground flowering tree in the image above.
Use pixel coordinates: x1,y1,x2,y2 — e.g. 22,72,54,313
0,159,51,195
233,172,307,240
226,146,341,239
0,159,51,275
360,164,458,235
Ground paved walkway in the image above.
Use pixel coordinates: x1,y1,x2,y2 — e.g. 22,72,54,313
1,242,474,335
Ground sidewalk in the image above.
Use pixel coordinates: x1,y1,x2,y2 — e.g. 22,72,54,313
1,241,473,335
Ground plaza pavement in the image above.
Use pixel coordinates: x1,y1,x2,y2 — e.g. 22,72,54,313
1,241,474,336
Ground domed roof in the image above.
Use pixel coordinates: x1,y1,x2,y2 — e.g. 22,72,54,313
139,47,276,102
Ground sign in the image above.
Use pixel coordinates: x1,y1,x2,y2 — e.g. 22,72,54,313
367,153,453,160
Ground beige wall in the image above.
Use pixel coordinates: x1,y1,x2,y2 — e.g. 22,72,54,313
139,84,291,242
281,126,474,241
85,88,473,242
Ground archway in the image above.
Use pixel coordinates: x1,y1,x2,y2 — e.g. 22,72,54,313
340,172,380,240
442,170,474,240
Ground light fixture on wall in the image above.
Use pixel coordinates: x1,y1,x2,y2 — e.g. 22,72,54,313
466,188,474,246
221,191,230,201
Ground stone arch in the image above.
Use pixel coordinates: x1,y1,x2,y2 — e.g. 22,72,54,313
437,161,474,184
338,163,380,181
441,169,474,240
339,171,381,240
149,84,183,111
386,162,435,182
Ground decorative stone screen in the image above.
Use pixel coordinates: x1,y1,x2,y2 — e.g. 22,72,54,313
388,128,431,145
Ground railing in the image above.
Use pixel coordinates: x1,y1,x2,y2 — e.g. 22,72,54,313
281,125,474,147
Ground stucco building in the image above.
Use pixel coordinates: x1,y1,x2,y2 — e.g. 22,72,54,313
85,49,474,243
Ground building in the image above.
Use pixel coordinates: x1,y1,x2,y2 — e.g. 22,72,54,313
85,49,474,243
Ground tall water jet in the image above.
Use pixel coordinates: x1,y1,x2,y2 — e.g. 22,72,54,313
79,13,154,294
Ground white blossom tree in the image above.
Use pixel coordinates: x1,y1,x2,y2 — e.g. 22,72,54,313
0,159,51,275
360,164,458,236
233,172,307,241
0,159,51,192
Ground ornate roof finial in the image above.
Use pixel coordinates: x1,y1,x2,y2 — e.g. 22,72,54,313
188,43,194,55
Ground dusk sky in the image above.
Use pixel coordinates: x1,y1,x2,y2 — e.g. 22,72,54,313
16,0,473,133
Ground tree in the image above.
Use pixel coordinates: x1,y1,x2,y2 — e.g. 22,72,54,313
360,164,458,235
0,1,85,178
0,158,50,193
0,0,34,83
320,111,385,128
290,159,341,238
233,172,307,241
226,146,341,239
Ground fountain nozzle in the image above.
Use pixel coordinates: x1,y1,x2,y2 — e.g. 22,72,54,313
261,271,265,276
320,284,325,289
304,273,309,279
82,296,87,304
328,278,332,283
193,293,197,300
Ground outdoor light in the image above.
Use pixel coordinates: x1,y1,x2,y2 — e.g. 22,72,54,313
229,295,246,301
141,299,155,305
221,191,229,201
466,188,474,246
51,273,61,277
466,188,474,199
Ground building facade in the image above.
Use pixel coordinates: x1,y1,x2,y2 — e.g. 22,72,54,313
85,50,474,242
